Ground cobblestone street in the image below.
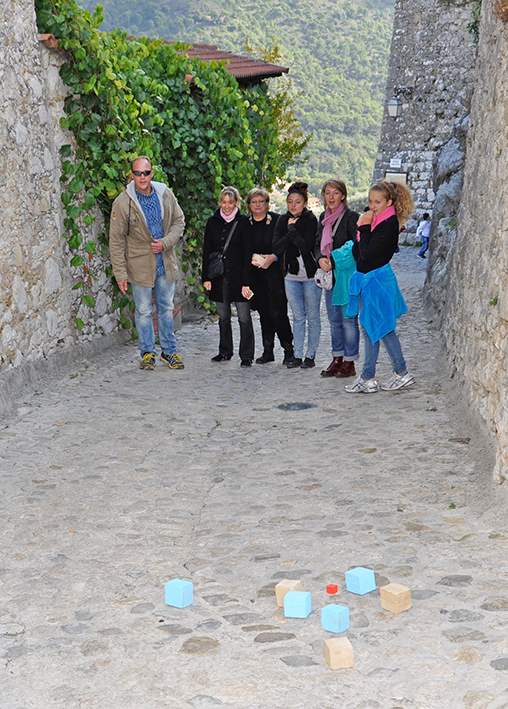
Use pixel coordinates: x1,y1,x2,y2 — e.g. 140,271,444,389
2,248,508,709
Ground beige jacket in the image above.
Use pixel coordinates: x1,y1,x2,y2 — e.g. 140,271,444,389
109,181,185,287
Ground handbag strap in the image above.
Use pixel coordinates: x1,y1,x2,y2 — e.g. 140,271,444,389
331,209,345,238
221,220,238,257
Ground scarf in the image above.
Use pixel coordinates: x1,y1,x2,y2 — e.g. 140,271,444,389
320,202,345,258
220,206,238,223
356,205,396,241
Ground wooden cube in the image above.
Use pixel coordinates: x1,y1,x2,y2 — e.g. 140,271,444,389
380,583,411,613
324,637,354,669
275,579,302,607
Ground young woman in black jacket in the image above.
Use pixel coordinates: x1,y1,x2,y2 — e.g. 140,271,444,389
202,187,254,367
345,180,416,393
314,179,360,379
272,182,320,369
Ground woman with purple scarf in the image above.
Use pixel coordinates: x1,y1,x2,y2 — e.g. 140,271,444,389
314,179,360,378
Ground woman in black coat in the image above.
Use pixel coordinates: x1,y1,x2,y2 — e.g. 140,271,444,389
246,187,294,365
272,181,321,369
202,187,254,367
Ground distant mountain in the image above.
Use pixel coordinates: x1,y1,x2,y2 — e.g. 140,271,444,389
79,0,394,194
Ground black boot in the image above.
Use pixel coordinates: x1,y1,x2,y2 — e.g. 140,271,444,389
281,342,294,365
256,333,275,364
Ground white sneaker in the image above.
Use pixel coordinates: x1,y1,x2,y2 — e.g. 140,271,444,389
380,371,416,391
344,376,379,393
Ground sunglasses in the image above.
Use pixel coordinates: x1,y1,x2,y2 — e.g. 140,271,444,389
133,170,152,177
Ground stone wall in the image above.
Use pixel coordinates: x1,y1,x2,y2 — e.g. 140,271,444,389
0,0,121,375
373,0,477,234
438,2,508,483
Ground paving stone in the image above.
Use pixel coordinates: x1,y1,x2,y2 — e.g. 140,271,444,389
482,597,508,612
462,691,496,709
187,695,224,707
179,637,221,656
157,624,193,635
280,655,318,667
447,609,484,623
437,575,473,587
222,613,263,626
253,632,296,643
442,627,487,643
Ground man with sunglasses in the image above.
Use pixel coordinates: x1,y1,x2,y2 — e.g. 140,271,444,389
109,156,186,370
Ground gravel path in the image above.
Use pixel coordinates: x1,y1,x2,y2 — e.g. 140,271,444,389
1,247,508,709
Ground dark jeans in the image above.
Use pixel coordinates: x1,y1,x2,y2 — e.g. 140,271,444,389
215,300,255,360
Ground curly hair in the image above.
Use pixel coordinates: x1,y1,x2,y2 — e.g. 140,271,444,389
370,181,414,224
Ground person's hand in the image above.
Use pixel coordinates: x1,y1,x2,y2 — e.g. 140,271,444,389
151,240,163,253
117,279,128,295
358,210,373,226
242,286,253,299
203,281,212,291
318,257,332,272
260,254,277,269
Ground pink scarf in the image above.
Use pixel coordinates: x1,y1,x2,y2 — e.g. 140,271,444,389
320,203,345,258
356,205,396,241
220,207,238,223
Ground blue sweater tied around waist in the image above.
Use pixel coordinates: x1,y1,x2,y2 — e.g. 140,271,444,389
346,263,407,343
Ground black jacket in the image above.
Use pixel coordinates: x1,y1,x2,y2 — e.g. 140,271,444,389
352,214,399,274
201,210,252,302
272,208,318,278
313,207,359,263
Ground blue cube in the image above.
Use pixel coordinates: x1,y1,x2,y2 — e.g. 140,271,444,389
284,590,311,618
165,579,193,608
345,567,376,595
321,604,350,633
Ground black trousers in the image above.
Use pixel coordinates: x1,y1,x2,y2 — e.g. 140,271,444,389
215,299,254,360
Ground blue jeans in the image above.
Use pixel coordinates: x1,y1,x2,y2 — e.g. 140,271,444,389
325,287,359,360
418,236,429,256
361,325,407,380
131,274,177,356
284,279,322,359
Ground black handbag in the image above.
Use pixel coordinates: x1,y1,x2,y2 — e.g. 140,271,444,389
207,221,238,279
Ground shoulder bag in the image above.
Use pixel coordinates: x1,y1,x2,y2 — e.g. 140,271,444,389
207,221,238,280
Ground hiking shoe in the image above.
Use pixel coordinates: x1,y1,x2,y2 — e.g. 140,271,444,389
286,357,303,369
300,357,315,369
344,376,378,393
211,354,232,362
256,352,275,364
161,352,184,369
380,371,415,391
321,356,343,377
240,359,252,367
335,360,356,378
140,352,156,370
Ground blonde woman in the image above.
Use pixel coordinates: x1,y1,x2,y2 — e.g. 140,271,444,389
202,187,254,367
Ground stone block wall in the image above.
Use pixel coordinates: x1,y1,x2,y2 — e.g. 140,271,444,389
0,0,122,374
373,0,477,234
438,3,508,483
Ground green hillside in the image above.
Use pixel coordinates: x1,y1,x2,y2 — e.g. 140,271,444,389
79,0,394,193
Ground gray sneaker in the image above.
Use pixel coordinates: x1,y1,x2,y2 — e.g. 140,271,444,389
380,371,416,391
344,376,379,393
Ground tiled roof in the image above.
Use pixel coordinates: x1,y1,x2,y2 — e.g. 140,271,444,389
180,44,289,82
39,34,289,82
